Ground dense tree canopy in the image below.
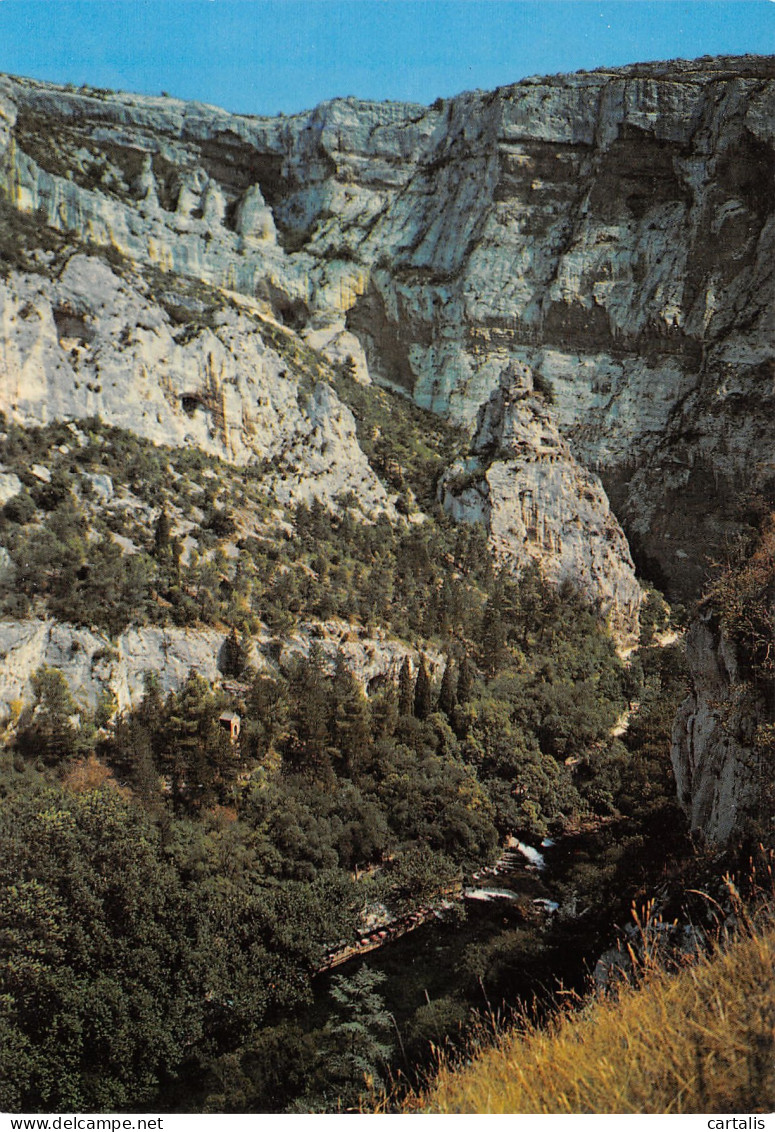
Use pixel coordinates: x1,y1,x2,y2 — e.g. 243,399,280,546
0,416,692,1113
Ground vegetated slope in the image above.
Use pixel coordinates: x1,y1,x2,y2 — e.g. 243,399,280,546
0,564,688,1113
0,234,684,1113
0,392,688,1112
404,912,775,1114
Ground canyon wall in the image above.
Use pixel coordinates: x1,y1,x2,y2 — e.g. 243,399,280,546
2,58,775,832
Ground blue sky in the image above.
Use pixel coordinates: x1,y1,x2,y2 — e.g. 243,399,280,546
1,1,774,115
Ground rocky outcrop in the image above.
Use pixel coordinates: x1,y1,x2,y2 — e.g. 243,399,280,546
0,619,229,713
671,611,766,842
0,252,394,516
0,617,441,715
442,364,642,645
0,78,442,370
349,58,775,599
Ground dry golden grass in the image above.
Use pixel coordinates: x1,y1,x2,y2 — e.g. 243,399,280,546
402,921,775,1114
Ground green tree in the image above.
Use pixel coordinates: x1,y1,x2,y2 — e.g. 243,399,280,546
480,592,508,675
245,673,290,761
153,507,172,559
0,786,202,1111
398,656,414,718
324,966,393,1109
329,652,372,776
284,645,332,777
456,655,475,707
414,656,433,721
157,672,235,811
438,658,457,718
370,682,398,742
220,626,248,678
15,667,87,766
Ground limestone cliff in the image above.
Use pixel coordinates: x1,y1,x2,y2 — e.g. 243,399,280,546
671,610,766,842
0,250,394,517
349,57,775,600
442,364,641,644
0,617,441,716
1,58,773,601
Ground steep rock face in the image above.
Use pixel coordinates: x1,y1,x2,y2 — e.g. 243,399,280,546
2,60,774,598
671,611,766,842
0,618,440,715
0,78,441,355
349,58,775,598
0,619,229,713
0,252,394,515
442,365,642,645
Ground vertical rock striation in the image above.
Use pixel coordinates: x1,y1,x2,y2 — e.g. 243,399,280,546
442,364,642,646
671,611,767,842
2,60,774,598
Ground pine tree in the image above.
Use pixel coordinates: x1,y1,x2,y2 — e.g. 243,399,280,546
161,672,213,811
15,666,82,765
246,673,290,760
370,682,398,740
220,626,247,678
398,656,414,717
329,651,372,776
457,655,475,705
414,656,433,721
127,725,162,809
153,507,171,559
438,658,457,718
286,645,331,776
480,583,508,676
137,671,167,765
325,965,393,1106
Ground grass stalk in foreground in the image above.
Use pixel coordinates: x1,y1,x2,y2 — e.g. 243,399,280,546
398,917,775,1114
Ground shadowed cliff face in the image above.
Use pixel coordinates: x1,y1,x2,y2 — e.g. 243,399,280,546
1,57,774,608
671,611,767,843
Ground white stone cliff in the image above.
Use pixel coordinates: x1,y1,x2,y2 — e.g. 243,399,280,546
0,252,394,517
2,59,775,836
0,617,442,716
1,59,773,597
442,364,642,645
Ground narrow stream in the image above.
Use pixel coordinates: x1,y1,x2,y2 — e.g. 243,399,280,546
290,816,676,1108
313,834,579,1074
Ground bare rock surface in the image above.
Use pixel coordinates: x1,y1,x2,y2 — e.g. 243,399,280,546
2,59,774,595
0,617,441,715
0,253,394,516
442,366,642,646
671,611,764,842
